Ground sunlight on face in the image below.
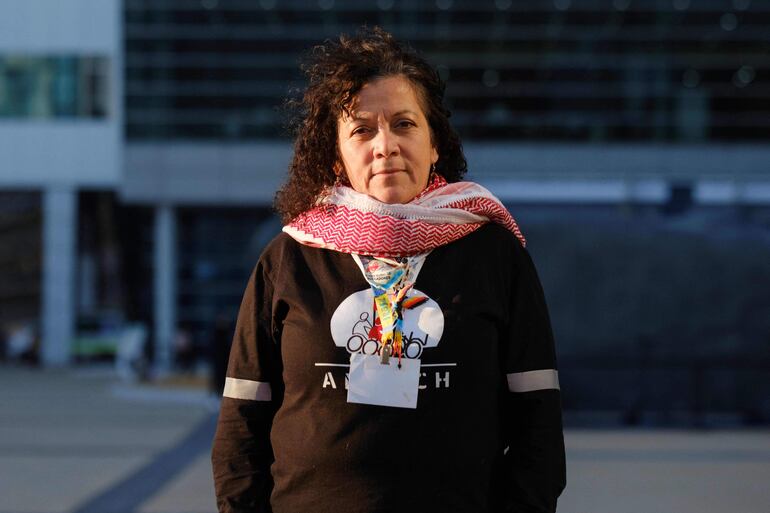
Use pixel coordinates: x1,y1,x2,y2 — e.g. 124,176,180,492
337,75,438,204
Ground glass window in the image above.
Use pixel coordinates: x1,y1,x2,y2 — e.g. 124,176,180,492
0,56,109,119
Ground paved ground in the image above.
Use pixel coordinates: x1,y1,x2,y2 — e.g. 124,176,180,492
1,365,769,513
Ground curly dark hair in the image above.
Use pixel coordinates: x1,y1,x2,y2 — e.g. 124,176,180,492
274,26,467,223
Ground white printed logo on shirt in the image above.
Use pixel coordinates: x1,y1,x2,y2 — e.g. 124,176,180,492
329,288,445,359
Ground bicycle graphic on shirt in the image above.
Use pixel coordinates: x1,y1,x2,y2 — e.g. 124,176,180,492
346,298,429,359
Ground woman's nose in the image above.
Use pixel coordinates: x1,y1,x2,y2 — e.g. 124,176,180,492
373,128,399,158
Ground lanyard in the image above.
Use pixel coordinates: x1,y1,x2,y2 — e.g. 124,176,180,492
351,253,428,366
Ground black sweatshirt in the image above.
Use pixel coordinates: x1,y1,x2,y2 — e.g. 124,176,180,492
211,223,566,513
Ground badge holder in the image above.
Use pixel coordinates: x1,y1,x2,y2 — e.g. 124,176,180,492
347,253,429,409
347,353,421,409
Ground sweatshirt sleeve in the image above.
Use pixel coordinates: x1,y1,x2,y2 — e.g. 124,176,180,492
211,261,283,513
496,243,566,513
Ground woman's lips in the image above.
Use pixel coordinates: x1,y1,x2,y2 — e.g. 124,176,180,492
373,168,405,175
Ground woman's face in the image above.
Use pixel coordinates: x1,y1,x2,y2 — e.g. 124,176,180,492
337,75,438,204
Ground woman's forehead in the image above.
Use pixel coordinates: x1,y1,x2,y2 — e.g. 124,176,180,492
342,76,426,120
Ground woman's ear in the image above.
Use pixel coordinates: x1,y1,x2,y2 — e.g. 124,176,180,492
333,160,349,185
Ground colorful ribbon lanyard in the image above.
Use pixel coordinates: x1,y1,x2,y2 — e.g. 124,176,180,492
351,253,429,367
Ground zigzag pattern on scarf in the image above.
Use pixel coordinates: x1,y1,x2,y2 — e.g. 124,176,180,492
443,197,527,247
288,194,526,257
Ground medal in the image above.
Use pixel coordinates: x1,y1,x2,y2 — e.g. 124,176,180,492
380,342,392,364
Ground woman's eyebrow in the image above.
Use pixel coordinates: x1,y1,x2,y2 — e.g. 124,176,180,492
349,109,419,121
347,112,372,122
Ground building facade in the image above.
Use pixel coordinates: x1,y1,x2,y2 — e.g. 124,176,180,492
2,0,768,422
0,0,122,366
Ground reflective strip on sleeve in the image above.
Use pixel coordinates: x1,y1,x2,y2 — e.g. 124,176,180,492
506,369,560,393
223,377,272,401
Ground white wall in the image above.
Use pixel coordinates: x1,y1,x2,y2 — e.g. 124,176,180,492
0,0,118,52
0,0,122,187
123,142,770,206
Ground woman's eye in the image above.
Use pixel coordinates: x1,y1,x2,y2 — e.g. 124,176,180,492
352,126,370,135
396,120,414,128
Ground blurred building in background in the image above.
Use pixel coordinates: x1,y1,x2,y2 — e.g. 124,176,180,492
2,0,769,425
0,0,121,366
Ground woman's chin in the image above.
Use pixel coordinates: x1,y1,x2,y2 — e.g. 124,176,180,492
368,187,417,205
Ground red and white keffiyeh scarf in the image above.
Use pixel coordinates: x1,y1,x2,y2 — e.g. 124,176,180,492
283,174,526,258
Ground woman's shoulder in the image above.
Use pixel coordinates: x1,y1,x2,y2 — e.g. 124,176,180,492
251,231,302,276
430,223,529,277
467,222,528,254
257,231,348,275
260,231,298,257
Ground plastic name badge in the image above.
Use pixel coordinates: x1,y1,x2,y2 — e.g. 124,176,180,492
347,353,420,409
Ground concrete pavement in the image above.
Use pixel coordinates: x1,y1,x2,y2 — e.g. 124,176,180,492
0,365,216,513
1,365,769,513
561,429,770,513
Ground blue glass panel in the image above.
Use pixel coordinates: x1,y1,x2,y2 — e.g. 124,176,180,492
0,55,109,119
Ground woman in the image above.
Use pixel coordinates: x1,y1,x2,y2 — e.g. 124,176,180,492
212,27,566,513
